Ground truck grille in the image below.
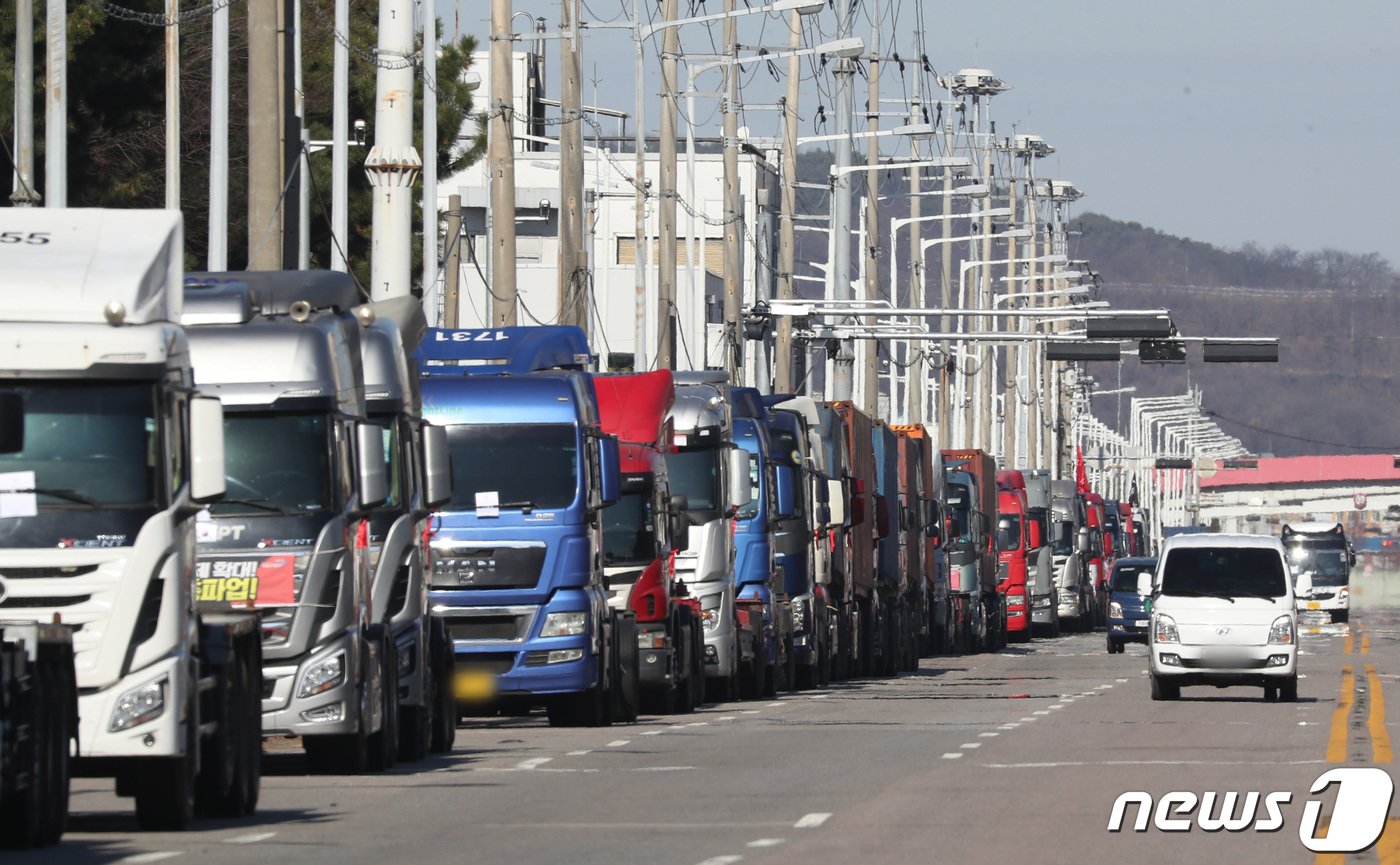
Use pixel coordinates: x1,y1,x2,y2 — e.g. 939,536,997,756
455,652,516,675
0,565,99,579
430,545,547,590
449,616,526,642
0,594,92,608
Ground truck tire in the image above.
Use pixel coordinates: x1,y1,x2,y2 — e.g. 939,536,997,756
429,618,456,754
1150,674,1180,701
38,659,71,844
366,630,399,772
609,612,641,724
547,682,611,727
399,630,431,763
673,610,697,713
305,639,373,774
781,636,797,692
197,637,258,817
688,616,707,709
135,710,198,831
1,657,44,848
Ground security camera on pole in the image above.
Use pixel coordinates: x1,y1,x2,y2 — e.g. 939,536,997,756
367,0,422,301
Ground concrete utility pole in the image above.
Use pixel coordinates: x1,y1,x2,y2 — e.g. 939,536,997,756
558,0,587,333
366,0,421,300
1002,159,1018,463
828,0,855,400
859,1,880,417
247,0,281,267
721,0,742,381
330,0,349,271
208,0,229,266
631,0,648,369
422,0,439,312
280,0,303,268
905,38,922,423
937,121,954,439
772,7,802,393
487,0,517,323
444,194,462,328
165,0,179,211
11,0,39,206
44,0,65,206
657,0,680,368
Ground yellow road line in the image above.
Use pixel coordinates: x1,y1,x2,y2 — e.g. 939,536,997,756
1345,627,1355,655
1327,665,1355,764
1367,663,1393,763
1363,632,1372,655
1379,818,1400,865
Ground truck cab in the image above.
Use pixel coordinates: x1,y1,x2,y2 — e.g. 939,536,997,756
1282,521,1353,624
1051,479,1092,630
996,471,1032,642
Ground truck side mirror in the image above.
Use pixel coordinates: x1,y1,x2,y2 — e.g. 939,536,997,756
598,434,621,507
774,468,796,520
668,494,691,552
189,396,227,504
0,391,23,454
826,478,846,526
1077,527,1091,554
355,422,389,510
727,447,752,509
421,424,452,509
1136,571,1153,598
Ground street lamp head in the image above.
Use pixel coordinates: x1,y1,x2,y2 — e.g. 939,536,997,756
462,70,482,93
817,37,866,59
892,122,936,140
995,228,1032,240
950,68,1009,97
773,0,825,14
955,183,990,198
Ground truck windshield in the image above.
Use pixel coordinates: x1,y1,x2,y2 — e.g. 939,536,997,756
944,484,972,546
218,412,333,514
737,452,761,521
603,490,656,566
997,514,1022,552
670,447,721,516
0,382,159,507
1052,517,1074,556
1160,548,1287,598
1285,542,1349,587
367,415,402,510
445,423,578,511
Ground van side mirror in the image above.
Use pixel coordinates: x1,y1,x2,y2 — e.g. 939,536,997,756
189,396,227,504
421,424,452,509
1294,568,1313,601
1136,572,1152,598
355,422,389,510
598,434,621,507
727,448,752,510
0,391,23,454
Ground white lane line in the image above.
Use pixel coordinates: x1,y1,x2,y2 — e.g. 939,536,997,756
1115,679,1128,684
1049,704,1065,710
717,715,737,721
960,742,982,750
747,839,786,848
794,812,832,829
696,856,744,865
607,740,630,748
986,759,1327,769
1032,710,1050,716
810,693,830,698
1020,716,1038,722
941,752,964,759
1097,684,1113,689
566,750,592,756
224,832,277,844
978,731,999,738
741,710,760,715
1000,723,1020,729
767,702,783,708
642,730,665,736
118,855,183,864
686,721,709,727
516,757,554,770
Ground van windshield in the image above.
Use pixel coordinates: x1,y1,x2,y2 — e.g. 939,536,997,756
1160,548,1287,599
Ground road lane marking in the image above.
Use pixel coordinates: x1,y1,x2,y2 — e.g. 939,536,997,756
1368,664,1393,763
696,856,744,865
741,710,760,715
810,693,830,698
117,855,182,864
985,759,1327,768
717,716,737,721
1032,710,1050,716
1363,633,1372,655
978,732,999,737
1000,723,1019,729
767,702,783,707
1327,665,1355,763
794,812,832,828
607,740,630,747
941,752,963,759
223,833,277,844
687,721,709,727
516,757,553,770
1372,817,1400,865
747,839,786,848
1345,627,1355,655
960,742,982,749
642,730,665,736
1049,704,1065,710
567,750,592,756
1020,716,1037,722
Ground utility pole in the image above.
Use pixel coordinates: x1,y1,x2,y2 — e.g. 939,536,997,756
11,0,39,206
422,0,439,315
937,120,954,441
905,36,922,423
1002,152,1018,463
772,6,801,393
44,0,65,206
657,0,679,368
444,194,462,327
330,0,348,271
487,0,517,323
721,0,742,381
828,0,855,400
631,0,648,369
367,0,421,300
281,0,302,268
208,0,228,266
247,0,281,267
165,0,179,211
859,0,880,417
558,0,587,333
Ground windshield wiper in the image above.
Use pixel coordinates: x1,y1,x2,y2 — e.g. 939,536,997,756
11,487,100,508
1227,590,1277,603
1166,588,1234,603
216,497,293,515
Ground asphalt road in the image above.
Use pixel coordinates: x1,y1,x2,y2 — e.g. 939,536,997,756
21,570,1400,865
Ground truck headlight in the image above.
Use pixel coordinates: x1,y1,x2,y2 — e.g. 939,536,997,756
1007,592,1025,606
297,650,346,698
1108,601,1124,619
1268,615,1295,645
1154,614,1179,644
791,600,807,632
1338,587,1350,602
109,677,167,732
540,611,588,637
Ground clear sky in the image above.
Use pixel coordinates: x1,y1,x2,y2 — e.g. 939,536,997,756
446,0,1400,267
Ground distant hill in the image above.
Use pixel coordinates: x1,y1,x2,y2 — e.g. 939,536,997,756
1071,213,1400,457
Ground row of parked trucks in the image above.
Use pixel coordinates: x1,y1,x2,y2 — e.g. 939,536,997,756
0,208,1154,847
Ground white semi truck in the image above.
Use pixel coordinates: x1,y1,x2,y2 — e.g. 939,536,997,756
0,209,262,829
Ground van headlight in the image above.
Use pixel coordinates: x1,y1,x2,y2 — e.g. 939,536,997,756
1153,614,1179,644
540,611,588,637
1108,600,1124,619
297,650,346,698
110,677,167,732
1268,615,1295,645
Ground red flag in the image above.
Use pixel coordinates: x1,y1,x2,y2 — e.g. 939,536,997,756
1075,446,1090,494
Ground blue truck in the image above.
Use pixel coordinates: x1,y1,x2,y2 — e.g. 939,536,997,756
415,326,640,727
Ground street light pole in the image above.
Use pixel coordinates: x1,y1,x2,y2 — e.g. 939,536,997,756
487,0,518,323
657,0,680,368
721,0,742,380
829,0,856,401
558,0,587,333
860,0,880,416
774,6,802,393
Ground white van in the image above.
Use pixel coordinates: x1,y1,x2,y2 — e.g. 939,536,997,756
1147,534,1307,702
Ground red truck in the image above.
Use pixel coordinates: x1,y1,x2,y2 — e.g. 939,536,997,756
996,470,1033,643
830,402,881,676
595,370,707,713
941,449,1005,652
1083,492,1113,627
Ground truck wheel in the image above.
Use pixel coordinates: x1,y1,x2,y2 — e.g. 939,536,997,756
1334,610,1350,624
38,661,70,845
611,612,641,724
366,632,399,772
2,658,46,848
688,619,707,709
197,638,258,817
135,707,198,832
674,611,696,713
547,683,610,727
305,642,372,774
399,633,431,763
429,618,456,754
1050,610,1061,639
